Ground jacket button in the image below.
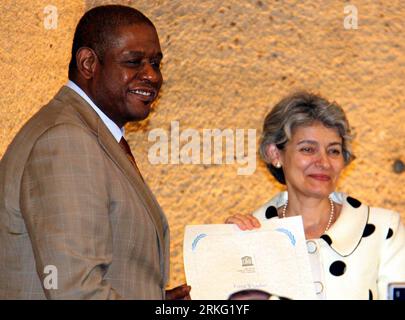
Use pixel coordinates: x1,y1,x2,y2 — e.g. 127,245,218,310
306,240,317,254
314,281,324,294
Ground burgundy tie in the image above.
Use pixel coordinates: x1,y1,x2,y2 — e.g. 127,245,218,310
119,137,144,180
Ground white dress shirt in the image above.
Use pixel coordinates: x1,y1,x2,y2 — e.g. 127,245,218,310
66,80,124,142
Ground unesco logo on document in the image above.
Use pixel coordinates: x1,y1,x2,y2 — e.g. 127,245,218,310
241,256,253,267
239,256,256,273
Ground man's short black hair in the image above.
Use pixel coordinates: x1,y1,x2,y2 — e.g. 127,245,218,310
68,5,155,80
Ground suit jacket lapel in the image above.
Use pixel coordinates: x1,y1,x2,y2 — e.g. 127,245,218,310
97,123,165,241
59,86,165,256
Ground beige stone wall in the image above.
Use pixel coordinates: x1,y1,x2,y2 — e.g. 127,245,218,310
1,0,404,287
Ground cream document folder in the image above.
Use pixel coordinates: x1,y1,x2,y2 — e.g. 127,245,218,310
184,216,316,300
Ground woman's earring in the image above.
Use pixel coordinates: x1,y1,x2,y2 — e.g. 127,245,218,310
275,161,281,168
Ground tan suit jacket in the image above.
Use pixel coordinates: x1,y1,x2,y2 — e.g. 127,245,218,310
0,86,169,299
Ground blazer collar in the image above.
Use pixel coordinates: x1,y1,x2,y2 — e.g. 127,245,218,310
56,86,166,256
324,193,368,257
262,191,368,257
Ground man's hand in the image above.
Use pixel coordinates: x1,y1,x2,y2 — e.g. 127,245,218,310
166,284,191,300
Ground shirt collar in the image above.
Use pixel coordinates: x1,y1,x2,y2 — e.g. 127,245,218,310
254,191,368,257
66,80,124,142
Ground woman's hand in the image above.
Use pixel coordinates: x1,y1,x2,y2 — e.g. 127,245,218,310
225,214,261,230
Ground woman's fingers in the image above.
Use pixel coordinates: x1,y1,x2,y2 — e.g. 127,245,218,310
225,214,261,230
225,214,249,230
244,214,261,228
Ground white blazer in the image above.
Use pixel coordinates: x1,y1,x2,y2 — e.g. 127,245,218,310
253,192,405,300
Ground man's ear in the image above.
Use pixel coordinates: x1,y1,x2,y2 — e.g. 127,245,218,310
266,144,283,167
76,47,98,80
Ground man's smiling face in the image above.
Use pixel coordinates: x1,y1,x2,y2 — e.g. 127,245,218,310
91,23,163,128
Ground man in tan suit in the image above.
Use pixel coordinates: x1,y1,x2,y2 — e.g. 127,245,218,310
0,5,190,299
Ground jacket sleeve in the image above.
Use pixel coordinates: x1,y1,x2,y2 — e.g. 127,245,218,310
377,211,405,300
20,123,121,299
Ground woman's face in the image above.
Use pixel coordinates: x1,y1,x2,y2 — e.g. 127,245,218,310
279,122,345,199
